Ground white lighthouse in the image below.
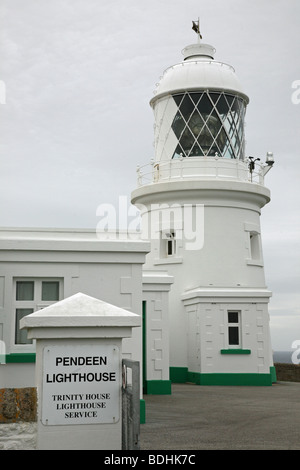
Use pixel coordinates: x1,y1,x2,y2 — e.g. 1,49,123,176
132,24,276,386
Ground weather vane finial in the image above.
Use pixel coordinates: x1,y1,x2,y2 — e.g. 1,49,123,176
192,18,202,40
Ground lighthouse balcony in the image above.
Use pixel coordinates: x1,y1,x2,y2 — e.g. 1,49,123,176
136,156,268,187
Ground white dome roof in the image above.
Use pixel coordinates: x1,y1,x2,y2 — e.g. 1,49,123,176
150,42,249,107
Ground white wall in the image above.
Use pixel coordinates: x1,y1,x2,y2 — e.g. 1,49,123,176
142,271,173,383
0,228,150,388
183,292,273,374
132,174,273,372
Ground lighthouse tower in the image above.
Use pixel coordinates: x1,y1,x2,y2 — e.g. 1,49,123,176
132,25,276,386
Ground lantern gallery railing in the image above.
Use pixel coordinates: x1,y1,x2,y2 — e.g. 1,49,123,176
136,155,274,187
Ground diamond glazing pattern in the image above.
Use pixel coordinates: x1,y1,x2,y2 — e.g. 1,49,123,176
171,92,246,160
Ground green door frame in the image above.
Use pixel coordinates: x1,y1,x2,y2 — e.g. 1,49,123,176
142,300,147,393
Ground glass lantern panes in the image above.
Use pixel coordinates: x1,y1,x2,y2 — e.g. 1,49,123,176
171,91,246,159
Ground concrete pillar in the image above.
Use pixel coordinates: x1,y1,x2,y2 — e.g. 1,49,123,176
20,292,141,450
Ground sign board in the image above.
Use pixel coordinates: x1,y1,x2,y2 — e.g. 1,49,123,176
42,344,120,425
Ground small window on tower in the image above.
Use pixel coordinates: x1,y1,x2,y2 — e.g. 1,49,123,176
244,223,264,266
161,230,176,258
228,311,240,347
250,232,261,260
166,231,176,256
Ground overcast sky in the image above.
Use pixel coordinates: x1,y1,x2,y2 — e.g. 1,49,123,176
0,0,299,352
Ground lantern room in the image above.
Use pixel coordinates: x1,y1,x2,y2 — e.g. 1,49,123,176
150,41,249,163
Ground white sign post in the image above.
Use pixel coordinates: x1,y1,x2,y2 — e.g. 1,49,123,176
20,292,141,450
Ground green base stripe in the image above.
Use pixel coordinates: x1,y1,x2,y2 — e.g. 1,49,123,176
169,367,188,383
170,367,273,386
140,399,146,424
144,380,171,395
187,371,273,386
187,371,202,385
5,353,36,363
220,349,251,355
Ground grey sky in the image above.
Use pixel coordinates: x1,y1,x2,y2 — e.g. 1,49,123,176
0,0,299,351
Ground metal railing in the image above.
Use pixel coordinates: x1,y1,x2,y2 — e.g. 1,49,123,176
122,359,140,450
136,157,268,187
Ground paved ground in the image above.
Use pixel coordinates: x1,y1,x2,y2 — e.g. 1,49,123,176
140,381,300,450
1,381,300,450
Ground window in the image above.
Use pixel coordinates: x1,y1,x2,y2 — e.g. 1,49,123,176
15,308,34,344
244,223,263,266
42,281,60,301
14,279,62,345
161,230,176,258
249,232,260,260
167,231,176,256
228,311,240,347
16,281,34,301
171,91,246,160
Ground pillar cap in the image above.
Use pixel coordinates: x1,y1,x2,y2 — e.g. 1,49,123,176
20,292,141,331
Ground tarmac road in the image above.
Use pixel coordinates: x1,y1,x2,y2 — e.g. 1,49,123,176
140,381,300,450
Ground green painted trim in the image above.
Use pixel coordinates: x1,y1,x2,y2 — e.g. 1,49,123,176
142,301,147,393
187,371,201,385
169,367,188,383
170,365,273,386
270,365,277,383
144,380,171,395
187,371,273,386
140,399,146,424
5,353,36,364
220,349,251,355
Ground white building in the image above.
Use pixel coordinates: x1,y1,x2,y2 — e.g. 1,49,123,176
0,228,174,422
0,29,276,421
132,33,276,385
